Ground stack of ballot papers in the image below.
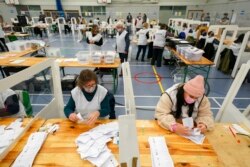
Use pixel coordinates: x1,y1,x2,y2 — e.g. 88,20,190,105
148,136,174,167
181,117,206,145
12,132,48,167
75,121,119,167
0,118,24,154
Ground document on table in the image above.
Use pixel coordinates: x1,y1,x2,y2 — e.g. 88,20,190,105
9,59,25,64
148,136,174,167
75,121,119,167
0,119,24,154
181,117,206,145
12,132,48,167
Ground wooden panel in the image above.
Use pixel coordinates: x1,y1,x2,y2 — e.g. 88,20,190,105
28,119,221,167
0,118,46,166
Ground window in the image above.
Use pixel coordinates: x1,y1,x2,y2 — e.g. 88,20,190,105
80,6,106,17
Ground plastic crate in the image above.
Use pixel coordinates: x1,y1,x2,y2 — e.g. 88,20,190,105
91,51,102,64
76,51,89,64
104,51,116,64
185,48,204,61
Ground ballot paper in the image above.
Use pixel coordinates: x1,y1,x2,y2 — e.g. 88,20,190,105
12,132,48,167
181,117,205,144
179,40,189,44
75,122,119,167
232,124,250,136
9,59,25,64
148,136,174,167
0,119,24,154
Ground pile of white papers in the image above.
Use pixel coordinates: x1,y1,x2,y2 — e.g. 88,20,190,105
181,117,206,145
148,136,174,167
75,122,119,167
0,119,24,154
12,132,48,167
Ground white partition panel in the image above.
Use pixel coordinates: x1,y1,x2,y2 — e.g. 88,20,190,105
122,62,136,115
215,60,250,129
32,17,39,24
213,25,239,67
0,59,64,161
57,17,66,35
231,31,250,77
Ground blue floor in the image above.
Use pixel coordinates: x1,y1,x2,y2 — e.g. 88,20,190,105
3,33,250,119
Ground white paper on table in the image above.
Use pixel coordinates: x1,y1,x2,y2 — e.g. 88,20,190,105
181,133,205,145
63,58,77,62
179,40,189,43
182,117,194,129
232,124,250,136
0,125,5,135
148,136,174,167
87,149,112,167
102,154,118,167
10,59,25,64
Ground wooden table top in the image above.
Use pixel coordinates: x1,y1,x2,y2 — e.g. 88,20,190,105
206,124,250,167
171,48,214,66
18,119,220,167
5,33,30,37
0,57,48,67
0,47,44,58
57,58,120,68
2,119,249,166
0,118,46,166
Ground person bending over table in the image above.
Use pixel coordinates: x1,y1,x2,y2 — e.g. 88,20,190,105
64,69,110,125
155,75,214,135
0,89,25,117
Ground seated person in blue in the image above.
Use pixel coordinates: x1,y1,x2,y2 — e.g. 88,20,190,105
0,89,25,117
64,69,110,125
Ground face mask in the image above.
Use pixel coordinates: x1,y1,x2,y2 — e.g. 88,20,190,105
185,96,196,104
84,85,96,93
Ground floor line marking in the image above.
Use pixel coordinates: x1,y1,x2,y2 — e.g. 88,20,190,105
152,66,165,93
212,97,222,107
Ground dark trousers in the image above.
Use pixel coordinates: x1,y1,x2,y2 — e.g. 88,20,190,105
64,25,71,34
0,38,9,52
147,42,153,59
119,53,128,63
151,48,164,67
119,53,128,75
136,45,147,61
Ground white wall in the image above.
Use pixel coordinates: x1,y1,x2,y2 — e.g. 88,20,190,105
0,2,18,24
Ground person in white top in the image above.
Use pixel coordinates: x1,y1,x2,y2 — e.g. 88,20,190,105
151,24,167,67
86,25,103,51
135,13,143,32
93,18,100,26
64,69,110,125
116,22,130,76
229,33,245,57
136,23,149,61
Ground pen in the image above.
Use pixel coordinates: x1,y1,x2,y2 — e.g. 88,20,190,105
229,126,240,143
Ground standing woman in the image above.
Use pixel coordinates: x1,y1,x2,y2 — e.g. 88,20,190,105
116,22,130,76
151,24,167,67
86,25,103,51
64,69,110,125
136,23,149,62
155,75,214,135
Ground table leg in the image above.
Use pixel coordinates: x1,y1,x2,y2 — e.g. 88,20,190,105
112,68,118,94
0,66,5,78
183,66,188,83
